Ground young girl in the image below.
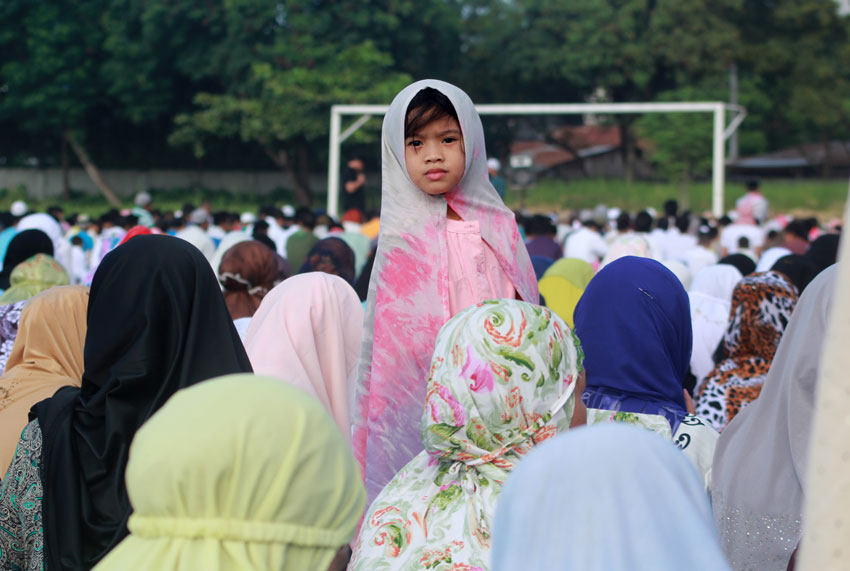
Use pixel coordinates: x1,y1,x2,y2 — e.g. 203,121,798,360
352,80,538,501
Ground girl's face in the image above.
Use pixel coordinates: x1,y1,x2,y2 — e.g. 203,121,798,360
404,115,465,196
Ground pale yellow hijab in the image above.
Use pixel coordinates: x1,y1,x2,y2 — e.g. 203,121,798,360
0,285,88,470
94,374,365,571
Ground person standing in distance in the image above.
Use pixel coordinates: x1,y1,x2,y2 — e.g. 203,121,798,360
488,157,507,199
342,155,367,216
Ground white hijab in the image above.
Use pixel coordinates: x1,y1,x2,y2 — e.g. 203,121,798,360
688,264,743,382
492,424,729,570
756,246,792,272
209,230,251,277
175,225,216,263
711,265,837,570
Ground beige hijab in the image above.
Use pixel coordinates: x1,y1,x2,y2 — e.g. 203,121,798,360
244,272,363,440
0,285,88,470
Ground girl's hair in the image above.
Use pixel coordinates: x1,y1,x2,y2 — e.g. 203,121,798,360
404,87,459,139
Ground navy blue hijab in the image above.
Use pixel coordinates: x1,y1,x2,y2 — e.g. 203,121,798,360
574,256,692,432
530,255,555,280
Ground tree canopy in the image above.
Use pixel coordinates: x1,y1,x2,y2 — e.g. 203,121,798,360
1,0,849,204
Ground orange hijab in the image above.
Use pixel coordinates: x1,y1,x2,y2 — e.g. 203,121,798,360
0,285,88,470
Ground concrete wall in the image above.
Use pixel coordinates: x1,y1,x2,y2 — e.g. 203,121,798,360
0,168,337,200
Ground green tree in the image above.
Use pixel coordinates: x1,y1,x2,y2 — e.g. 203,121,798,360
636,85,718,206
170,40,409,205
498,0,740,179
107,1,417,205
733,0,850,171
0,0,121,204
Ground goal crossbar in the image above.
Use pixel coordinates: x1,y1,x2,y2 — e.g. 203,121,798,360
327,102,746,218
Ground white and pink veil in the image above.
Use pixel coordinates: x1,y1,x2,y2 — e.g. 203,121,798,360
351,79,538,501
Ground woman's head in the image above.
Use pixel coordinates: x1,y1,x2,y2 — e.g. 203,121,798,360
298,237,356,285
32,234,253,570
218,239,280,319
1,229,53,276
574,257,692,428
719,271,798,363
4,285,88,380
770,254,821,294
492,424,728,571
0,253,70,304
404,87,466,195
422,299,583,468
97,375,365,571
82,234,252,406
245,272,363,439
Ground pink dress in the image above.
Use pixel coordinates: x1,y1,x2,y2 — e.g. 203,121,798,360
446,218,516,314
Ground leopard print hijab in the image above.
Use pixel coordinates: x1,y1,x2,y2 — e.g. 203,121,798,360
695,271,798,431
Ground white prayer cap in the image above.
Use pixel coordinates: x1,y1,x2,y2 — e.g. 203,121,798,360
10,200,27,217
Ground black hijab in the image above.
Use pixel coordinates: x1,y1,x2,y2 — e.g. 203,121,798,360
32,235,252,570
718,253,756,277
771,254,822,294
806,233,840,271
354,246,376,302
0,229,54,289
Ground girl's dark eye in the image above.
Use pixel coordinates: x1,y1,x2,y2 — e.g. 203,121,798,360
443,137,457,144
407,140,422,148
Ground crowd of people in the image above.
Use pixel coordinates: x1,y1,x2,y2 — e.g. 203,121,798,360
0,79,844,570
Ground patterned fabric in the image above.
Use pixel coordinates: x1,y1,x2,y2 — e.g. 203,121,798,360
350,300,581,570
586,409,719,489
0,302,26,373
696,271,798,431
0,255,69,305
0,420,44,571
352,80,538,503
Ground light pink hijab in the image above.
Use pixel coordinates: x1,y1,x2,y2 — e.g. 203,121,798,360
244,272,363,440
352,80,539,501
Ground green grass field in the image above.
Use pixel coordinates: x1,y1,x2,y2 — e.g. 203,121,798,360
0,177,846,221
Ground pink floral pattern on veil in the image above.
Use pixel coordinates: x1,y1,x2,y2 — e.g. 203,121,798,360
352,80,538,503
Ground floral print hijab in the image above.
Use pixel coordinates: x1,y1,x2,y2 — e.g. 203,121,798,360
350,299,581,571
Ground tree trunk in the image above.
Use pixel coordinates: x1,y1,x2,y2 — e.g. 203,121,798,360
821,132,832,178
263,146,312,206
293,144,313,207
64,129,121,207
61,133,70,200
680,168,691,211
619,121,636,183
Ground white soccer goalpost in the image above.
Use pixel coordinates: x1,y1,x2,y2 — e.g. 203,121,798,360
326,102,747,219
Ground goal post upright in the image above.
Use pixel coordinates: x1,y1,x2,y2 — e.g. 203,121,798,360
327,102,746,219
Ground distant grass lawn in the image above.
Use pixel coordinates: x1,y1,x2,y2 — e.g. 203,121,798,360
0,177,846,220
505,178,848,220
